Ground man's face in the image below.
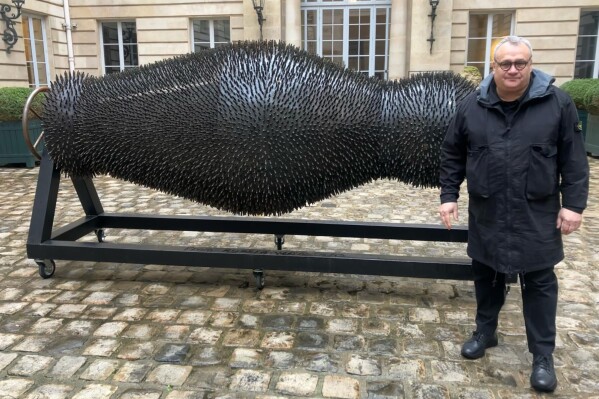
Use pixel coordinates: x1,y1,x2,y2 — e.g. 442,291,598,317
492,42,533,97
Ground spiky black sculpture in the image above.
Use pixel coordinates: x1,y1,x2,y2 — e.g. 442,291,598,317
42,41,475,215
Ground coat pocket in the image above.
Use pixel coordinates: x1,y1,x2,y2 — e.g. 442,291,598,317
466,145,489,198
526,144,558,200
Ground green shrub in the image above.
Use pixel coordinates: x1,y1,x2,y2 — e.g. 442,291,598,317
0,87,45,122
560,78,599,113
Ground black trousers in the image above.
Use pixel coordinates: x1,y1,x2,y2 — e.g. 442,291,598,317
472,260,558,355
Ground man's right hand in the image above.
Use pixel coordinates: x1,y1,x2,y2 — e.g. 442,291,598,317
439,202,459,230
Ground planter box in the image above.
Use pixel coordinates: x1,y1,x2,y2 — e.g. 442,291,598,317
586,114,599,157
0,120,43,168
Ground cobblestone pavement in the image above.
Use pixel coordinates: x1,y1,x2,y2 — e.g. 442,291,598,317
0,157,598,399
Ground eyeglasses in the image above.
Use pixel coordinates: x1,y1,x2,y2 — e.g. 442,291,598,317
494,57,531,71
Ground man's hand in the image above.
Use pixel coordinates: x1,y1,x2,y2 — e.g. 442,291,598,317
556,208,582,235
439,202,459,230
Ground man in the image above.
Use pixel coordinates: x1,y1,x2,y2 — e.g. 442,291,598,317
439,36,589,392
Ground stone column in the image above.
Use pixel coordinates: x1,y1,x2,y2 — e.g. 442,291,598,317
285,0,302,48
387,0,409,80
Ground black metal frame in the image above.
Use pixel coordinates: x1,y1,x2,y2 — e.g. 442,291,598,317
27,152,475,283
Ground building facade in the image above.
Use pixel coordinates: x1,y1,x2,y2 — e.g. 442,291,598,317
1,0,598,88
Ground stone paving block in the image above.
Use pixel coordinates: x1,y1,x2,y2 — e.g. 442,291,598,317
309,302,336,316
322,375,360,399
242,300,276,313
188,327,222,345
261,331,295,349
362,319,391,336
341,303,370,318
83,338,120,357
79,359,121,381
334,335,366,351
297,316,325,331
59,320,97,336
189,346,225,366
262,315,295,330
230,348,262,368
276,302,306,314
122,324,158,339
51,304,88,318
0,302,28,314
12,336,54,352
112,361,152,383
24,384,73,399
209,311,238,327
177,310,211,325
53,291,89,304
184,367,232,390
430,360,470,382
222,328,261,347
8,354,53,376
113,308,148,321
0,378,34,398
82,291,118,305
229,369,271,392
0,352,18,371
165,391,207,399
72,383,118,399
117,389,162,399
146,309,181,323
146,364,193,386
238,314,258,328
409,307,441,323
93,321,129,337
387,358,426,380
83,306,118,319
0,333,22,350
345,354,381,376
211,297,241,311
21,289,61,302
410,383,449,399
327,318,358,334
49,355,87,379
117,342,156,360
155,344,190,363
366,381,405,399
275,372,318,396
304,353,339,372
295,332,329,350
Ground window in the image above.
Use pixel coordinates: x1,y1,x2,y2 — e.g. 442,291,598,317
192,20,230,51
575,11,599,78
101,21,138,74
301,0,391,79
22,15,50,87
467,13,513,78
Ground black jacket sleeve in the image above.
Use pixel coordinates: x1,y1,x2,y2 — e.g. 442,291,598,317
439,97,470,204
557,91,589,214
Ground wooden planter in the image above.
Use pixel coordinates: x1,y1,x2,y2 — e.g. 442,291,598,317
0,120,43,168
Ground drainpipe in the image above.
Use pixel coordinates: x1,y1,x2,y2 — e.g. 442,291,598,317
62,0,75,72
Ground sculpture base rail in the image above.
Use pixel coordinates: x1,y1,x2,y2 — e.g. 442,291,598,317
26,152,487,287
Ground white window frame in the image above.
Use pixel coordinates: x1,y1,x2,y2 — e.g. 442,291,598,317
190,19,231,51
575,10,599,78
23,14,51,88
100,21,137,74
466,13,515,78
301,0,391,79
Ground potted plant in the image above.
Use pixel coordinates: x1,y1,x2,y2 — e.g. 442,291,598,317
0,87,45,167
560,78,599,155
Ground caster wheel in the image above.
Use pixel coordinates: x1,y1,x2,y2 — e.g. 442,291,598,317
95,229,106,242
35,259,56,279
253,269,265,290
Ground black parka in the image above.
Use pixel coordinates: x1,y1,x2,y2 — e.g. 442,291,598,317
440,69,589,275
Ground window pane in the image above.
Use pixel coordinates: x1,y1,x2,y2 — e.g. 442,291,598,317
574,61,594,78
333,25,343,40
35,41,45,62
307,25,316,40
36,63,47,85
376,8,387,24
376,23,386,40
375,55,385,70
32,18,43,39
214,20,230,42
306,41,317,54
332,41,342,56
375,40,385,55
323,25,332,39
104,44,120,66
24,38,32,63
359,56,369,70
348,57,358,70
467,38,487,63
491,13,512,37
323,40,332,55
193,20,210,42
469,14,488,38
105,67,121,75
359,24,369,40
102,22,119,44
323,10,333,24
26,62,34,85
194,43,211,52
122,22,137,44
22,17,30,39
579,11,599,35
306,10,316,25
123,44,138,66
576,36,597,61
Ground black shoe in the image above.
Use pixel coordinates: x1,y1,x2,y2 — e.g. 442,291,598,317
530,354,557,392
460,331,498,359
